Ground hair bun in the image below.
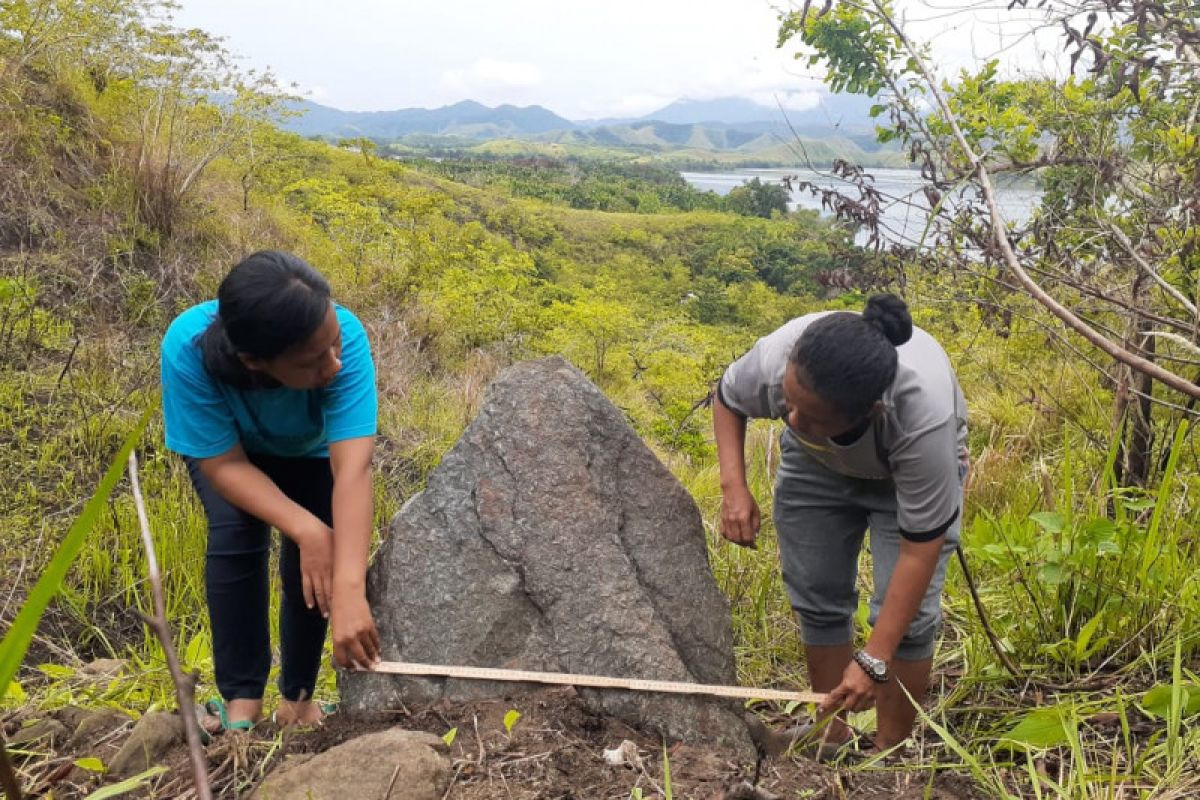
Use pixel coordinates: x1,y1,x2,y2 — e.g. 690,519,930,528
862,294,913,346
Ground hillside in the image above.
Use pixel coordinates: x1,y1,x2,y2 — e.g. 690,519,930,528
0,3,1198,799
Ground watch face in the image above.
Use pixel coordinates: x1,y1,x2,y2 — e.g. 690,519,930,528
856,651,887,681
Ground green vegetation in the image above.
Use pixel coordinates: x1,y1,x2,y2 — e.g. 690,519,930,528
378,128,911,170
401,157,729,214
0,0,1197,798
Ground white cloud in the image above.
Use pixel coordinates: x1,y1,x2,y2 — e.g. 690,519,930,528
440,58,544,95
601,93,677,118
748,90,821,111
303,84,331,102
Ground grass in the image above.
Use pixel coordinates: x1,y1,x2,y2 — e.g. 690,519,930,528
4,309,1198,798
0,110,1196,800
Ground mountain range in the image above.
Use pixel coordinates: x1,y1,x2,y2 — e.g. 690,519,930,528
278,94,889,158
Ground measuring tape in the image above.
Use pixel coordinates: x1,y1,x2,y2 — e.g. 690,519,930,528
370,661,826,705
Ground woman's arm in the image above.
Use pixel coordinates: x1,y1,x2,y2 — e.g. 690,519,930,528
328,435,381,669
198,443,334,614
713,392,761,546
819,535,943,715
865,537,942,661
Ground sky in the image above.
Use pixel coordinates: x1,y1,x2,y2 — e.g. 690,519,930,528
170,0,1062,120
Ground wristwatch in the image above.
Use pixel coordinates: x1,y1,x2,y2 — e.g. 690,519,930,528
852,649,890,683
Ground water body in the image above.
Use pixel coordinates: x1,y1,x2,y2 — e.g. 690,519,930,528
681,167,1040,248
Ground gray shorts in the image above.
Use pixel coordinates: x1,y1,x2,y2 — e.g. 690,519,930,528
772,431,960,661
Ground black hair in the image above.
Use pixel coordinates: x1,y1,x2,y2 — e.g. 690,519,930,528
788,293,913,419
199,251,332,388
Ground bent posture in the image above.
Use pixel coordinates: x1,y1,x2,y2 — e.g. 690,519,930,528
161,250,381,730
713,294,967,755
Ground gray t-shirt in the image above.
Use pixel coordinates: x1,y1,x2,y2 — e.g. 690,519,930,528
719,312,968,537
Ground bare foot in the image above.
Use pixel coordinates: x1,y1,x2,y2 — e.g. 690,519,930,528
274,699,326,727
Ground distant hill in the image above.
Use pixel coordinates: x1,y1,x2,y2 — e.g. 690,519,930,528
634,95,881,138
279,94,898,165
280,99,576,140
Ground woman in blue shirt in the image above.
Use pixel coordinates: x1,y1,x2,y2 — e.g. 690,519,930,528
161,251,380,731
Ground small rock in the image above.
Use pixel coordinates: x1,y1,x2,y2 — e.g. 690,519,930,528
69,708,132,750
251,728,450,800
79,659,126,679
602,739,642,768
719,781,781,800
8,719,68,749
107,712,183,778
52,706,92,733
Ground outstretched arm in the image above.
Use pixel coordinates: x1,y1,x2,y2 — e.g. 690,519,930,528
713,391,761,546
328,435,381,670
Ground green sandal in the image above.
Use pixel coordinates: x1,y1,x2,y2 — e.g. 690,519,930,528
194,698,255,745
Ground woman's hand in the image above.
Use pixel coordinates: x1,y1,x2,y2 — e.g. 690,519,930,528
295,519,335,617
720,483,761,547
820,659,880,716
330,591,381,670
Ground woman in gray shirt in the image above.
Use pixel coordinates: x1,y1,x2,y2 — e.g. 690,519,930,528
713,294,967,758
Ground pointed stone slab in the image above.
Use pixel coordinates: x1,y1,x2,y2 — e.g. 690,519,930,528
340,356,754,757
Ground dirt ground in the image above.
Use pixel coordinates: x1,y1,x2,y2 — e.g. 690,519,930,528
4,686,985,799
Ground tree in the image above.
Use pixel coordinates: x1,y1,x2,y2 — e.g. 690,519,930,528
780,0,1200,482
726,177,791,218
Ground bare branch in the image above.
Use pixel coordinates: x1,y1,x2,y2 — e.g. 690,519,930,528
1144,331,1200,358
1103,222,1200,319
128,452,213,800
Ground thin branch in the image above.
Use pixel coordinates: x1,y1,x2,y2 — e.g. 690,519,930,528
954,545,1025,679
1144,331,1200,358
128,452,213,800
1103,222,1199,319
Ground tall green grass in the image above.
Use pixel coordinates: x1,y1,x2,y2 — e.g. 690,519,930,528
0,407,153,700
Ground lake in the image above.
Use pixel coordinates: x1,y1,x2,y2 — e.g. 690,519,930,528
681,167,1040,248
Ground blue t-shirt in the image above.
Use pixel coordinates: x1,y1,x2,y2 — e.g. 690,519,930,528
161,300,377,459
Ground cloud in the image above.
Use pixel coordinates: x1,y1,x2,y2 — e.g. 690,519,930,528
440,58,544,95
303,84,331,102
601,93,677,118
747,89,821,111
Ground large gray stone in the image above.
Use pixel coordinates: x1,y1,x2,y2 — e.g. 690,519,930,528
251,728,449,800
341,356,755,757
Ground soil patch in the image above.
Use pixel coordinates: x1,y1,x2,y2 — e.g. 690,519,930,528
5,687,985,799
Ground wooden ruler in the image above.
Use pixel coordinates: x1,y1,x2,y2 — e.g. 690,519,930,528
371,661,827,705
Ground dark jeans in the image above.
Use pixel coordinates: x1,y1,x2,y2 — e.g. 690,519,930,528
185,453,333,702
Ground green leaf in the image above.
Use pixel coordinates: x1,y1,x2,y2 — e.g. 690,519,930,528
503,709,521,734
998,706,1075,750
1039,562,1066,585
0,407,153,701
86,766,169,799
1073,614,1107,661
3,680,26,704
1141,684,1200,719
661,741,673,800
38,663,75,679
74,756,106,773
1030,512,1065,533
183,631,209,671
442,726,458,746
